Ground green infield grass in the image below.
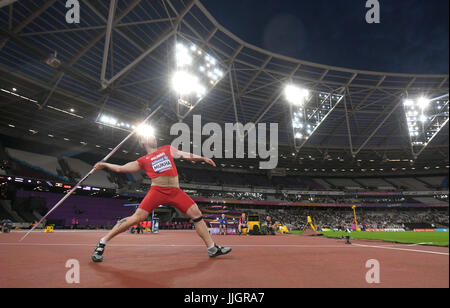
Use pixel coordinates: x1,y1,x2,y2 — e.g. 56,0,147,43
319,231,449,247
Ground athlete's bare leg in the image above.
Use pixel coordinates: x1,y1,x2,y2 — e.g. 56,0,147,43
186,204,214,248
185,204,231,257
103,209,149,242
92,208,150,262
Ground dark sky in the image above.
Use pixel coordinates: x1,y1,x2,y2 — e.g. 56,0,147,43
201,0,449,74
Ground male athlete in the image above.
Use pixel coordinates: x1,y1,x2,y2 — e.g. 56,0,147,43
91,135,232,262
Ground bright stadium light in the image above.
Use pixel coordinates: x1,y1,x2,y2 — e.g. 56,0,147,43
172,40,225,112
403,94,449,158
100,115,117,126
172,71,203,96
417,97,430,110
284,85,310,106
403,99,414,107
97,114,142,133
137,124,155,138
286,85,344,149
175,44,193,67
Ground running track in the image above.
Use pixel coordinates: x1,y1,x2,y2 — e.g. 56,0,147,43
0,231,448,288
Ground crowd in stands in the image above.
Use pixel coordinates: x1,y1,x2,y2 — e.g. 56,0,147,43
2,146,449,196
1,147,449,232
160,221,194,230
264,208,449,231
435,194,449,202
192,190,447,205
191,191,267,201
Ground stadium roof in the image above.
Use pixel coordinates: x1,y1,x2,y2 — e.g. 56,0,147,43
0,0,448,174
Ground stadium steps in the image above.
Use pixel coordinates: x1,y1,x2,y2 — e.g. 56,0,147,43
0,203,14,221
58,158,78,182
442,176,449,189
6,148,69,182
417,176,448,190
64,157,117,189
0,142,13,175
0,200,24,222
16,210,36,223
351,179,368,189
32,210,42,221
0,141,9,161
106,170,127,189
381,178,400,190
8,156,68,182
414,177,433,189
321,178,336,189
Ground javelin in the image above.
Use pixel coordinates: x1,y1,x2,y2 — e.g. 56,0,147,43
20,105,163,242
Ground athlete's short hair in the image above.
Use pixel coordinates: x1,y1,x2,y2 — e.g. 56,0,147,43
140,135,157,149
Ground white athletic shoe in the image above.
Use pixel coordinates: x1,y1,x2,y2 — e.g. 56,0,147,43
208,244,232,258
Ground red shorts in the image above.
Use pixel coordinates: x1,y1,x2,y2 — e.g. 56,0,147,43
139,186,196,214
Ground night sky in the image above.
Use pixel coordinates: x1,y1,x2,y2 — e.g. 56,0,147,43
201,0,449,74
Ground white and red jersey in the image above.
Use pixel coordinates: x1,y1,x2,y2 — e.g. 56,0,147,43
137,145,179,179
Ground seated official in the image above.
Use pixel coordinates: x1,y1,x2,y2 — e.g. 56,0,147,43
219,214,228,235
238,213,249,235
265,216,276,235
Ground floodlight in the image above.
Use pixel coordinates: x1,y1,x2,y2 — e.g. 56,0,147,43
172,71,203,96
403,99,414,107
417,97,430,110
214,68,224,77
287,87,344,149
172,40,226,114
100,115,117,126
284,85,310,106
205,55,216,65
402,94,449,158
175,44,192,67
137,124,155,138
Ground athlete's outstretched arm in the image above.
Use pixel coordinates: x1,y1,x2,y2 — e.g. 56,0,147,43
94,161,141,173
173,149,216,167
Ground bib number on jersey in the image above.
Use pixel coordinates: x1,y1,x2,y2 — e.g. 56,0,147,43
152,156,172,173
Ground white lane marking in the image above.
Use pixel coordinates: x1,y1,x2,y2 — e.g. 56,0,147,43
0,242,448,255
0,243,356,248
352,243,449,256
407,242,445,247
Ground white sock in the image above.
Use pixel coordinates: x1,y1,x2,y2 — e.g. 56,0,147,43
208,243,216,251
100,238,107,245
